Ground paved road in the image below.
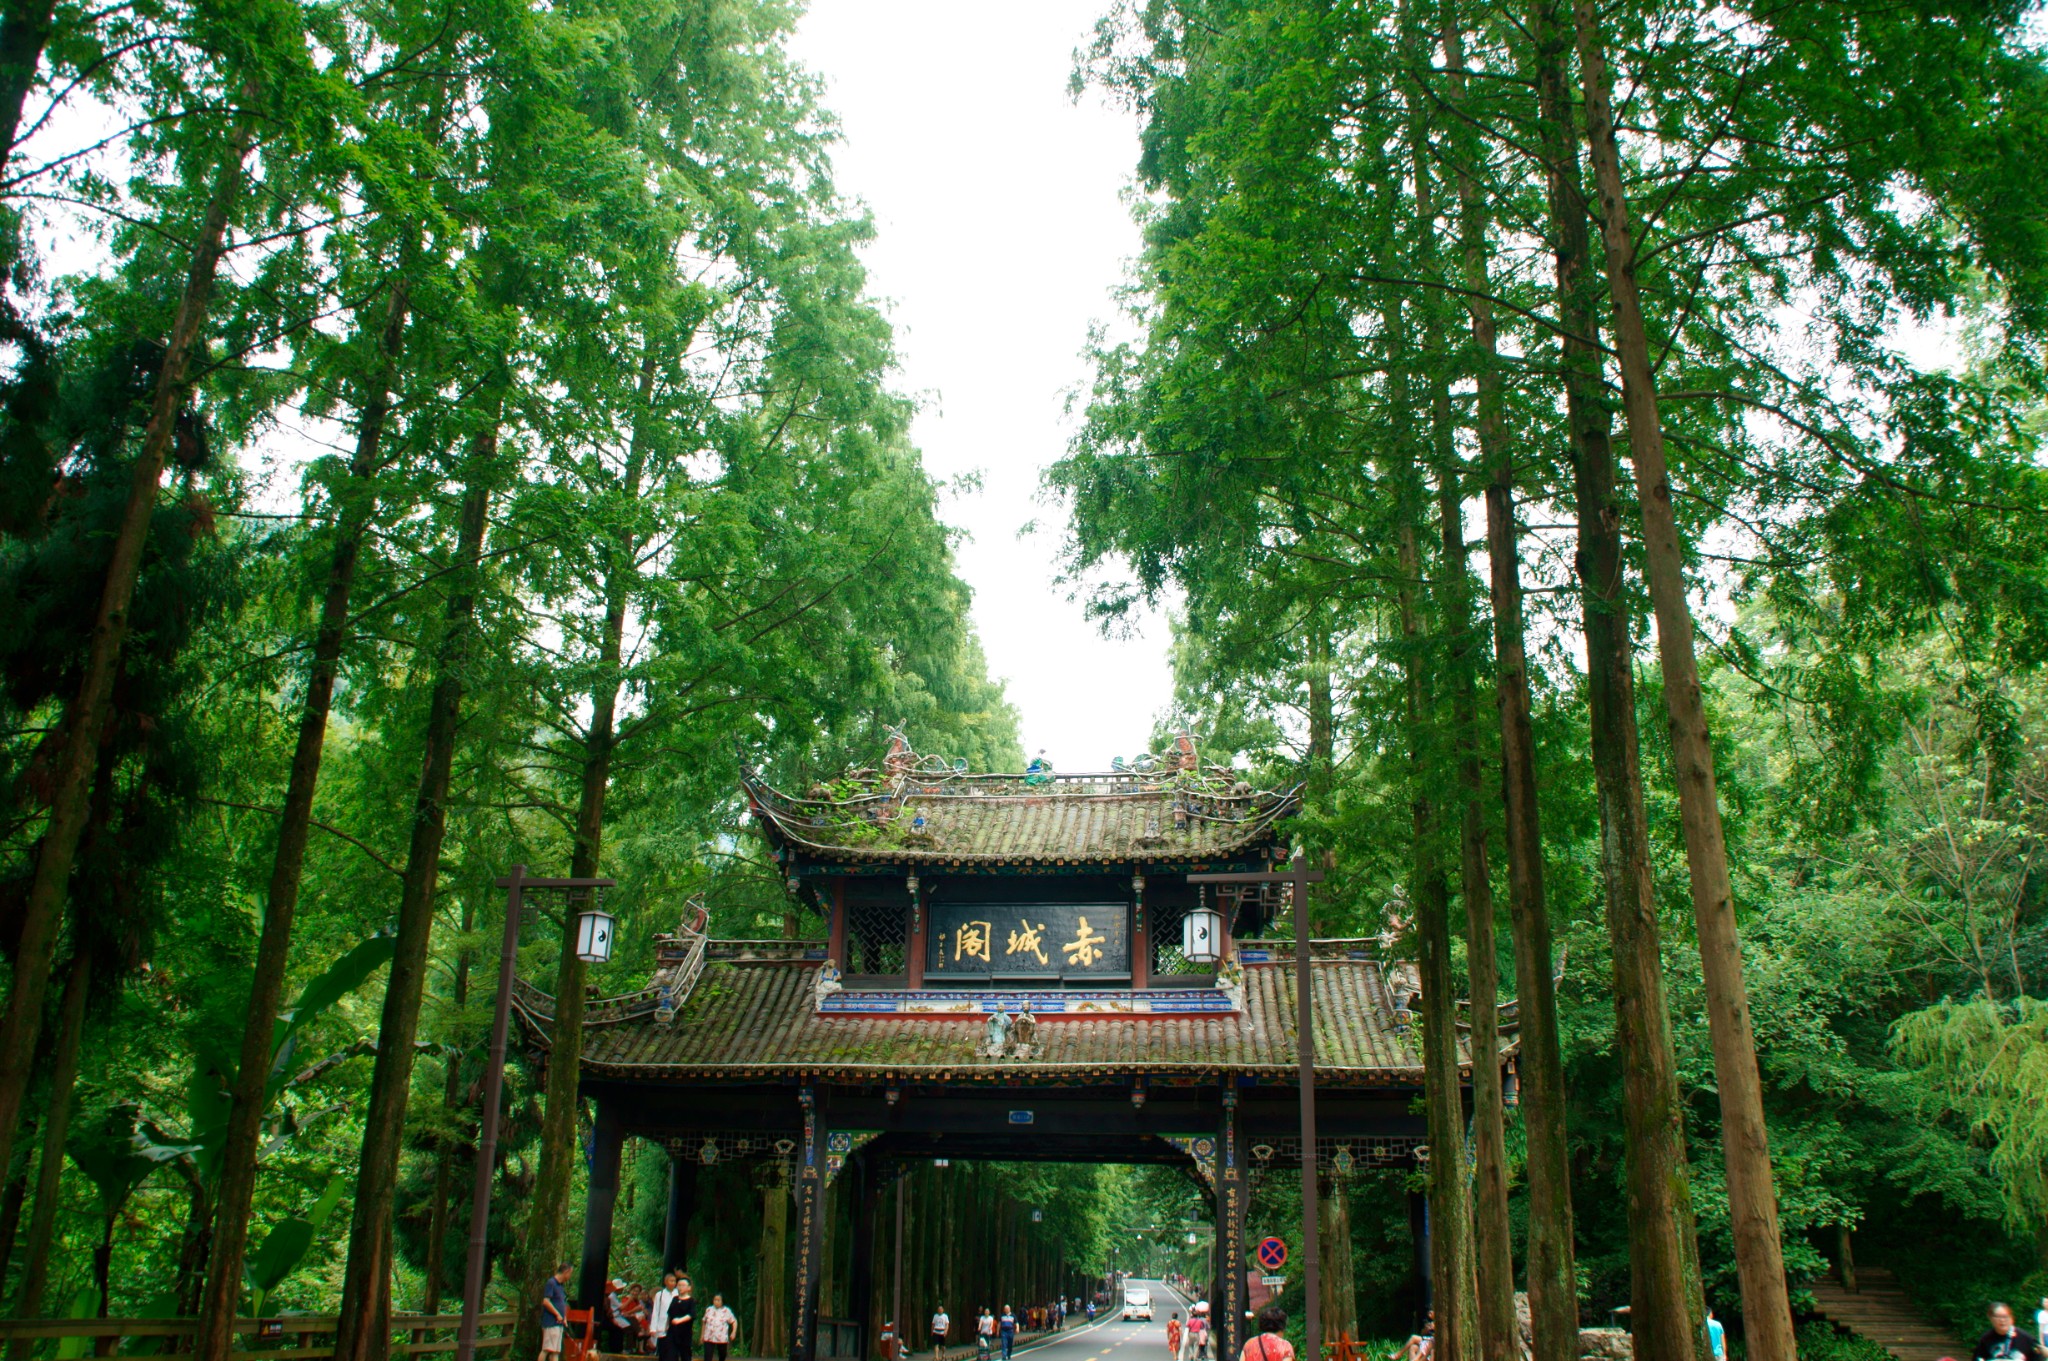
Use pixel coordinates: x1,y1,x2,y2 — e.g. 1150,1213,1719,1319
1008,1280,1202,1361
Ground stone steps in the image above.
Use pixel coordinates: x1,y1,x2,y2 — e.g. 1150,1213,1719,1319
1808,1270,1965,1361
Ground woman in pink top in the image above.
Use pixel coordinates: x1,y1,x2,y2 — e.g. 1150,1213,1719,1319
1240,1306,1295,1361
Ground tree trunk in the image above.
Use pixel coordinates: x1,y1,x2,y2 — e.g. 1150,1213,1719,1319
92,1213,114,1316
1393,36,1492,1356
333,449,490,1361
1528,5,1703,1356
1319,1176,1356,1345
0,120,253,1209
1307,626,1334,803
756,1169,789,1356
420,891,478,1317
10,950,89,1325
515,351,654,1358
174,1176,213,1321
1397,509,1476,1361
1437,7,1580,1356
0,0,56,166
1571,10,1794,1358
192,251,410,1361
0,1168,23,1297
1431,435,1515,1361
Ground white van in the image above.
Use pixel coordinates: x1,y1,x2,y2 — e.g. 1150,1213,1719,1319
1123,1289,1153,1322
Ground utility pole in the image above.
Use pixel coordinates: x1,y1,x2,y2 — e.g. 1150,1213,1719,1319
457,868,615,1361
1192,852,1327,1356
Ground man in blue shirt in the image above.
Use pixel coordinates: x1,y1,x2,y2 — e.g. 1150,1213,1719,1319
1705,1307,1725,1361
999,1307,1017,1361
540,1263,572,1361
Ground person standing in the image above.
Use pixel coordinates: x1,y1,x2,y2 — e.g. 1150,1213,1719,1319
1705,1308,1726,1361
667,1278,698,1361
1975,1303,2046,1361
539,1264,572,1361
1167,1312,1183,1359
700,1293,738,1361
977,1309,996,1361
932,1306,952,1359
1187,1306,1211,1361
999,1307,1018,1361
651,1273,678,1361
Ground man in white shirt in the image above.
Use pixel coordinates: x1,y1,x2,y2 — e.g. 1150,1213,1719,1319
931,1307,951,1359
651,1272,678,1361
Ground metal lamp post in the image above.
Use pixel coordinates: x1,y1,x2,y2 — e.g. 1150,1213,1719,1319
455,865,617,1361
1192,852,1327,1359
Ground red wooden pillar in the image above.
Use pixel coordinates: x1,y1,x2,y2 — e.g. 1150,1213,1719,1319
828,877,847,966
906,871,926,988
1131,871,1151,990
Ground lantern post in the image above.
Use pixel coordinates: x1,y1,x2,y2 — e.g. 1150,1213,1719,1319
457,868,617,1361
1191,852,1326,1357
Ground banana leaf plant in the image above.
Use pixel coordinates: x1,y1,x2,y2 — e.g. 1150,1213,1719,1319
134,935,395,1313
243,1175,346,1318
66,1105,160,1324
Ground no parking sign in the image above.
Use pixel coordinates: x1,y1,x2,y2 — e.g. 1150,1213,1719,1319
1255,1237,1288,1271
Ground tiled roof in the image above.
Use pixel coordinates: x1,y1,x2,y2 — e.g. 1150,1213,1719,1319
747,771,1300,866
547,959,1462,1083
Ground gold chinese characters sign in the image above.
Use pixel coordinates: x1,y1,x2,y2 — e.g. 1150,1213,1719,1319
928,902,1130,978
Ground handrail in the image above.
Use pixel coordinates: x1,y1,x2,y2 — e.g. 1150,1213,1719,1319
0,1311,517,1356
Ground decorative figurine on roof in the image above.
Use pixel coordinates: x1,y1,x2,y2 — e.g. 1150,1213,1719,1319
814,957,843,1007
1374,901,1412,956
1170,731,1198,772
1024,752,1053,787
1111,756,1125,772
981,1007,1012,1057
655,984,678,1027
884,728,914,779
1216,949,1245,1010
1008,1002,1038,1057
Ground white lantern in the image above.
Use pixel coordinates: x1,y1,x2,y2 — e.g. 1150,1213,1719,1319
575,904,616,963
1181,904,1223,964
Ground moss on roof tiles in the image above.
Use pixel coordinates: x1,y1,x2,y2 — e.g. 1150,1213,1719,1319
747,774,1301,865
570,957,1458,1081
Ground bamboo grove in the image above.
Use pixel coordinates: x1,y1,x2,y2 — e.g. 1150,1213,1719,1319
0,0,1026,1354
1051,0,2048,1358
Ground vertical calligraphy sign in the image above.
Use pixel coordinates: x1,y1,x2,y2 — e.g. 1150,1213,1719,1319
1219,1088,1247,1361
793,1087,824,1361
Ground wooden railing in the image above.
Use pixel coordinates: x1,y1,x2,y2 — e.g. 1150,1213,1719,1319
0,1311,516,1358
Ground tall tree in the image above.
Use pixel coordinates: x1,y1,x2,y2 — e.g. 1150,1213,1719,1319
0,110,254,1215
1571,7,1795,1355
1509,0,1712,1351
1436,4,1579,1353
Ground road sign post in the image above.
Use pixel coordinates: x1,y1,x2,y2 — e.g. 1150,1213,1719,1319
1194,854,1326,1358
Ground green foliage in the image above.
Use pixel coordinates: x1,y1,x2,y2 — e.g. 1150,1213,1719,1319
244,1175,346,1315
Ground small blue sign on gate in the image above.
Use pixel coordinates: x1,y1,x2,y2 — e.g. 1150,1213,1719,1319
1009,1110,1035,1125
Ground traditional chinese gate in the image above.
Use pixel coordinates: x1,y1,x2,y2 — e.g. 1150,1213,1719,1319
523,740,1487,1361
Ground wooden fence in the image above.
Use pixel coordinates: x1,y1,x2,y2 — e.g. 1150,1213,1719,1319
0,1312,516,1359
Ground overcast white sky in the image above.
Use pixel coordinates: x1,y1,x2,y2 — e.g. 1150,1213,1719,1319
788,0,1176,772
